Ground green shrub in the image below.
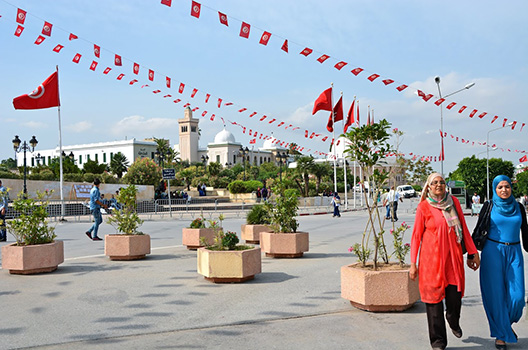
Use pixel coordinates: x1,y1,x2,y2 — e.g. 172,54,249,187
64,173,84,182
83,173,96,183
189,217,206,228
221,231,239,250
228,180,246,194
106,185,143,235
123,158,161,186
246,204,271,225
0,171,20,179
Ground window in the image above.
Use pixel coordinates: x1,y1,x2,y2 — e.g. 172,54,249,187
103,153,107,163
48,156,51,164
191,126,197,132
110,152,114,160
95,154,98,162
31,158,34,167
79,155,82,164
216,155,220,163
181,126,188,133
87,154,90,161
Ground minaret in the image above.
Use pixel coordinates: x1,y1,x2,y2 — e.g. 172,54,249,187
178,107,199,163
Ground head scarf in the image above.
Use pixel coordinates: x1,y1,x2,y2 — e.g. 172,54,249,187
492,175,518,217
423,172,463,243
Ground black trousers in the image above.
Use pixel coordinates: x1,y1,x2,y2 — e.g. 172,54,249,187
425,284,462,349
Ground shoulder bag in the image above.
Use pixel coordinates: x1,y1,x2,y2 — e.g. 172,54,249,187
472,201,492,251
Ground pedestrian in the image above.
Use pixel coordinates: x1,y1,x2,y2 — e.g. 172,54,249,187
85,178,108,241
256,187,262,203
201,183,207,196
0,180,8,242
471,192,481,216
331,192,341,217
261,186,268,202
474,175,528,349
384,186,402,221
409,172,480,350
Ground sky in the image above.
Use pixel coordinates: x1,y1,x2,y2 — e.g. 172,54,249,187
0,0,527,175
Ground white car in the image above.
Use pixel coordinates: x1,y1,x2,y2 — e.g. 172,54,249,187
397,185,416,198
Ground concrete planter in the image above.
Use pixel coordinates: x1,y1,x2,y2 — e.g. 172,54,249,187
197,246,261,283
341,263,420,312
240,224,270,244
104,234,151,260
259,231,309,258
182,228,216,250
1,241,64,275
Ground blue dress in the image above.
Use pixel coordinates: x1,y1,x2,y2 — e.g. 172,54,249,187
479,204,526,343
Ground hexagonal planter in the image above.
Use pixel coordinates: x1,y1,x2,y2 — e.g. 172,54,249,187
182,228,216,250
104,234,151,260
240,224,270,244
1,241,64,275
341,263,420,312
259,231,309,258
197,246,261,283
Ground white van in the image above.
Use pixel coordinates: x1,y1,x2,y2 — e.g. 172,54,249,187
397,185,416,198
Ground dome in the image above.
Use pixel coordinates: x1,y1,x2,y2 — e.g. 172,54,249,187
213,128,236,144
327,136,351,159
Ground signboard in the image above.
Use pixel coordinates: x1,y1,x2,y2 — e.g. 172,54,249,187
162,168,176,180
72,184,92,199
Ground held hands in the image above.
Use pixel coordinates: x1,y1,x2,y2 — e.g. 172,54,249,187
409,263,418,281
467,253,480,271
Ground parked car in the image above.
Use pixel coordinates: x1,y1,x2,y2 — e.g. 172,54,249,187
396,185,416,198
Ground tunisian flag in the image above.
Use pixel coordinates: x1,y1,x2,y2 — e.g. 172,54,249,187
13,71,60,110
326,96,344,132
312,87,332,115
344,99,355,133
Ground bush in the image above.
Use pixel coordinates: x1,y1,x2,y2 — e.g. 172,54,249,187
123,158,161,186
64,173,84,182
227,180,263,194
284,188,300,198
0,171,19,179
189,217,206,229
83,173,96,183
101,172,119,184
107,185,143,235
246,204,271,225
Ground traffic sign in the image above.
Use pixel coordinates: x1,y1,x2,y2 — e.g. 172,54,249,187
162,168,176,180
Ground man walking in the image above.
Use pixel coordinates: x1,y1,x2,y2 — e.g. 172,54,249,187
85,178,107,241
384,186,402,222
0,180,8,242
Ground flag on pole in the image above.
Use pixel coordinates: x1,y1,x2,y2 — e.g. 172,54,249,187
13,71,60,110
344,99,355,133
326,96,343,132
312,87,332,115
520,155,528,163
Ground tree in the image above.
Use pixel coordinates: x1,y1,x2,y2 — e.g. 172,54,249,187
1,158,18,170
515,168,528,196
110,152,129,179
400,157,433,185
48,156,81,177
83,159,107,174
207,162,222,177
294,156,315,197
311,162,332,193
123,158,161,186
288,143,302,156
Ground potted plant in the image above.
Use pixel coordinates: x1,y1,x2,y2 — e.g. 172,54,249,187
105,185,150,260
241,204,271,244
2,190,64,274
260,185,309,258
182,215,222,250
197,230,261,283
340,120,419,311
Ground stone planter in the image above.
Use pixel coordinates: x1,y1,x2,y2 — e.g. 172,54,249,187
341,263,420,312
259,231,309,258
197,246,261,283
1,241,64,275
240,224,270,244
182,228,216,250
104,234,151,260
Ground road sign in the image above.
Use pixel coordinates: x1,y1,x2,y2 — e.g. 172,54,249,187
162,168,176,180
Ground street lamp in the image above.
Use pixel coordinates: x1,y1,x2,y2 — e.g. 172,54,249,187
238,146,249,180
435,76,475,177
12,135,38,196
276,152,288,182
486,122,513,200
201,155,209,172
34,153,45,166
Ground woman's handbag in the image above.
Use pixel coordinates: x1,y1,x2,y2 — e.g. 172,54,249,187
472,201,492,250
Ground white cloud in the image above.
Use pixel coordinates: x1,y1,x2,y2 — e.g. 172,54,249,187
111,115,179,136
65,121,92,133
21,121,48,129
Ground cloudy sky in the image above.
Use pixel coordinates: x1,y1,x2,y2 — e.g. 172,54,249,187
0,0,526,175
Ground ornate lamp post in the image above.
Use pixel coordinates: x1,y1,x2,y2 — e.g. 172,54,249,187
12,135,38,197
201,155,209,173
276,152,288,182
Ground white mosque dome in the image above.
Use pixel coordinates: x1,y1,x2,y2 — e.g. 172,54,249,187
327,136,351,159
213,128,236,144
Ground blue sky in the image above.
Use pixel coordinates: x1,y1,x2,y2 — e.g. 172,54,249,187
0,0,527,175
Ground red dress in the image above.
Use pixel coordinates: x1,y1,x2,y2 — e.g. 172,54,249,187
410,197,477,303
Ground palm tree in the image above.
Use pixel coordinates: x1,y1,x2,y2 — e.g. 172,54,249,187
295,156,315,197
110,152,129,179
311,162,332,193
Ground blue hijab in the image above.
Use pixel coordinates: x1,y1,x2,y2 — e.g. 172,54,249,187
491,175,518,217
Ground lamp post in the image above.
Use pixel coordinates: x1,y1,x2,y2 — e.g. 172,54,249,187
435,76,475,177
239,146,249,181
201,155,209,173
35,153,45,166
277,152,288,182
12,135,38,197
486,122,513,200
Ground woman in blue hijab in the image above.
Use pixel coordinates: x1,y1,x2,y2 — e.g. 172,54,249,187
476,175,528,349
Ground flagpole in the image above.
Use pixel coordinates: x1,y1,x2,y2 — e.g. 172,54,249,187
332,86,337,195
342,93,348,210
56,65,65,221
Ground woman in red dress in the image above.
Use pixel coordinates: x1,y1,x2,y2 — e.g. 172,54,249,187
409,172,480,350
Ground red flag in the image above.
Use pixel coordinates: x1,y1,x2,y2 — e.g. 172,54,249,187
250,139,256,144
52,45,64,53
148,69,154,81
94,44,100,58
191,88,198,98
191,1,201,18
458,106,467,113
446,102,456,109
312,87,332,115
260,115,267,121
13,71,60,110
34,36,45,45
42,21,52,36
205,93,210,103
351,67,363,76
238,108,247,113
333,96,344,122
14,25,24,37
133,63,139,74
103,67,112,74
69,33,78,40
16,8,26,24
249,112,257,117
334,61,347,70
90,61,98,71
469,109,477,118
173,99,181,104
260,31,271,45
72,53,82,63
478,112,487,119
161,0,172,6
344,99,355,133
434,98,445,106
300,48,313,56
217,98,222,108
218,12,228,26
491,115,498,123
367,74,380,82
503,118,508,127
166,76,171,88
240,22,250,38
281,39,289,52
396,84,408,92
210,114,215,121
179,83,185,93
521,123,526,132
317,55,330,63
520,155,528,163
114,54,122,66
382,79,394,85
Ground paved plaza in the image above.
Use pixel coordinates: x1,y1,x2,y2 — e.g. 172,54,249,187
0,200,527,350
